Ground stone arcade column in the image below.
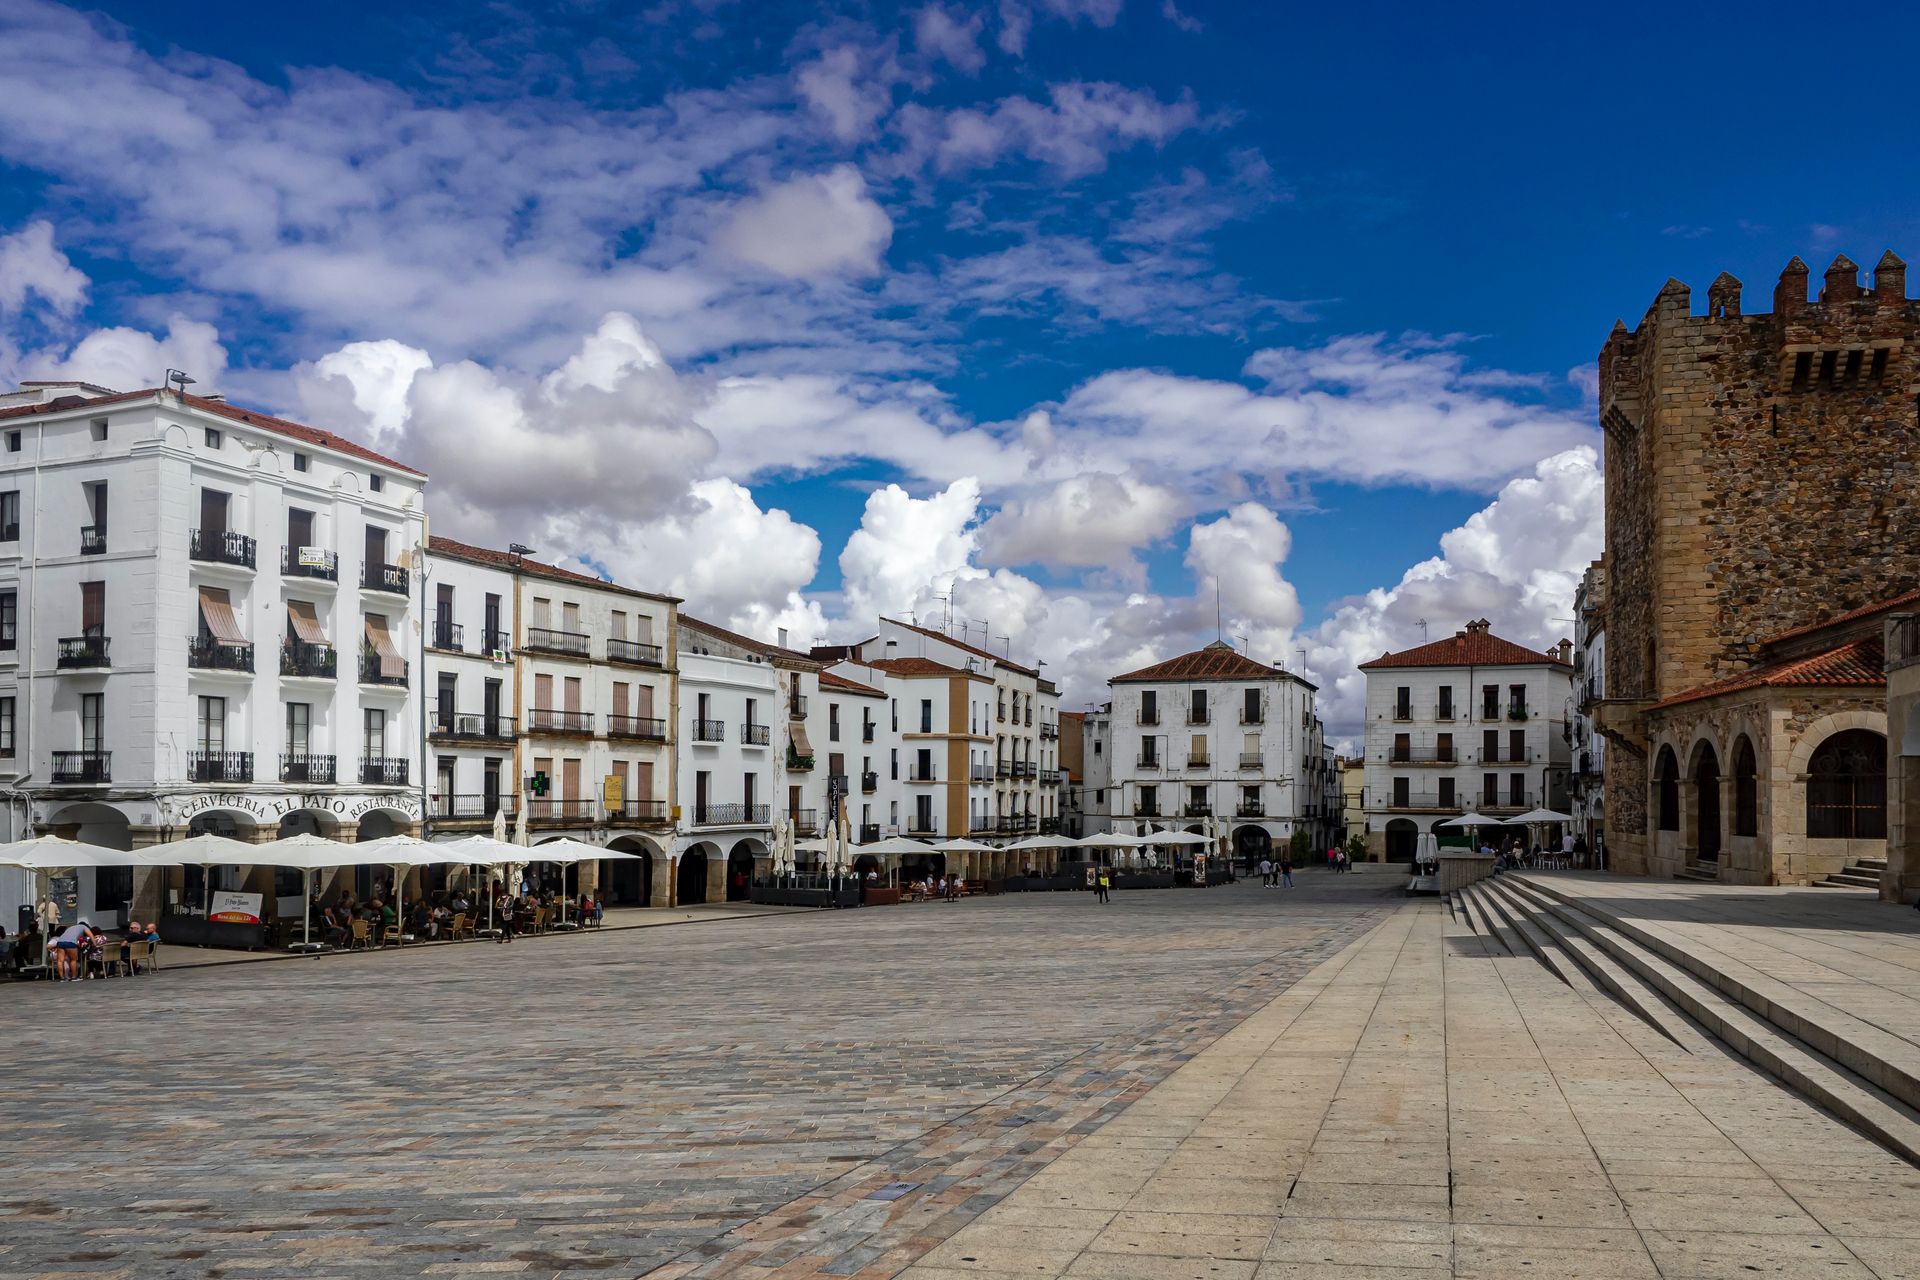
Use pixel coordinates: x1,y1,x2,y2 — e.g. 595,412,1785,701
129,826,170,922
705,853,727,903
651,853,673,908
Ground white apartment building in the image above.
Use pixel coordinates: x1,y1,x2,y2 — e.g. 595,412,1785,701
1077,706,1115,836
0,380,427,928
1570,560,1607,853
1105,641,1322,868
808,669,897,846
422,537,678,906
855,654,996,840
675,616,821,904
1359,619,1575,859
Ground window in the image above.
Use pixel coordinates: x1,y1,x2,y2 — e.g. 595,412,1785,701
1482,729,1499,762
1509,729,1525,762
744,696,757,729
90,418,108,442
6,431,19,452
829,704,840,741
914,795,934,831
1140,735,1159,765
1509,773,1524,806
1392,776,1410,807
368,474,383,492
1655,747,1679,831
285,702,310,753
1438,686,1453,719
198,697,226,753
205,427,222,449
293,452,309,472
364,707,387,759
1482,772,1498,806
287,507,314,549
1733,737,1758,838
1508,684,1527,717
890,748,899,780
1482,684,1499,719
1394,686,1411,718
81,693,104,752
610,610,626,640
81,581,105,635
1438,776,1455,807
562,601,580,633
1191,689,1209,723
0,591,13,651
919,699,932,733
0,696,13,757
0,490,17,539
915,748,933,780
1806,730,1887,840
1141,690,1158,724
1392,732,1410,762
1243,688,1261,724
437,673,456,729
1139,784,1158,815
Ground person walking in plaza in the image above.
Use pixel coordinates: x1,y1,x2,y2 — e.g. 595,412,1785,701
1258,856,1273,887
1095,867,1111,903
1279,852,1294,889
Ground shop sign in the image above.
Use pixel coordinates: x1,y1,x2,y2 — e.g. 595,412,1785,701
159,791,424,825
208,890,262,924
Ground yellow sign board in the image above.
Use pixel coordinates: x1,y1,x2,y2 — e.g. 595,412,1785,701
603,773,624,807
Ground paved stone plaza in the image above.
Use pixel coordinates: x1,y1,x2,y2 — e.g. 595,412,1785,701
0,877,1396,1279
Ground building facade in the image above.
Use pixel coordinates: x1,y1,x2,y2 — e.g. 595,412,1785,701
1569,560,1606,854
422,537,678,905
0,380,428,927
1359,621,1574,860
1887,610,1920,901
1596,254,1919,880
1057,709,1087,837
1105,641,1322,868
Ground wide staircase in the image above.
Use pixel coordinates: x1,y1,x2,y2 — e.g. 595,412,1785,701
1815,855,1887,890
1448,873,1920,1166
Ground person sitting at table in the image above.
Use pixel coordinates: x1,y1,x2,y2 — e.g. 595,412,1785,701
84,928,108,979
11,920,39,976
115,923,138,976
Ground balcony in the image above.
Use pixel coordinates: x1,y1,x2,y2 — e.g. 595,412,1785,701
606,638,663,667
481,628,511,656
1507,707,1530,722
691,719,725,743
907,817,939,836
81,524,108,556
280,752,336,784
281,639,337,679
282,546,339,582
1482,792,1538,813
787,746,816,771
995,760,1012,779
908,766,936,782
1132,803,1161,818
859,823,881,843
607,714,665,741
430,618,464,652
527,798,597,825
861,770,878,793
997,706,1006,722
1015,760,1037,779
363,562,409,596
1136,754,1161,770
971,763,993,782
788,694,808,719
189,751,253,783
1040,722,1059,740
789,809,820,836
52,750,110,783
1388,746,1457,765
57,636,110,669
741,723,771,747
968,816,996,835
1239,753,1263,770
1391,704,1413,722
523,626,589,657
1040,816,1062,834
1477,749,1535,764
1435,704,1456,722
1186,754,1210,770
607,798,668,826
1237,800,1265,818
358,649,408,686
1039,768,1060,785
187,636,254,673
430,712,516,742
1240,710,1264,725
187,528,255,568
431,793,513,821
1185,801,1212,817
1138,710,1160,726
1187,708,1210,725
1384,791,1463,813
695,802,770,826
362,756,410,786
526,708,594,735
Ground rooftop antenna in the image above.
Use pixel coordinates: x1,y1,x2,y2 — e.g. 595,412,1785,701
165,368,195,395
1416,618,1428,643
1296,646,1308,673
1214,578,1223,641
1235,633,1248,658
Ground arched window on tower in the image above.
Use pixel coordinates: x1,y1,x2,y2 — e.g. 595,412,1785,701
1806,730,1886,840
1655,746,1680,831
1733,736,1758,838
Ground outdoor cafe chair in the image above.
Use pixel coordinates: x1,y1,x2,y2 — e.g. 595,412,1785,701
381,919,403,948
449,912,471,942
348,919,371,951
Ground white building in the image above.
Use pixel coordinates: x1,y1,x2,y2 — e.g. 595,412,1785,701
0,379,427,928
1077,705,1115,836
1570,560,1606,853
809,668,897,846
1104,641,1322,868
422,536,679,906
1359,619,1575,859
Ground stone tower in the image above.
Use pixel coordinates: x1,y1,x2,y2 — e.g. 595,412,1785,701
1596,252,1920,875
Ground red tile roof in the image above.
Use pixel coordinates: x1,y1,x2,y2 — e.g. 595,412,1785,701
880,617,1038,677
1112,641,1294,684
0,387,425,476
866,655,980,678
1649,635,1886,711
427,535,678,603
680,614,821,667
818,669,886,698
1763,587,1920,646
1358,626,1568,671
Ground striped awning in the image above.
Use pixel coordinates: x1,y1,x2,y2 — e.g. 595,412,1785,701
287,600,328,645
790,722,814,755
198,587,247,645
364,613,405,679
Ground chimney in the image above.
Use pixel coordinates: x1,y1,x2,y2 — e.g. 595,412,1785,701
778,627,789,649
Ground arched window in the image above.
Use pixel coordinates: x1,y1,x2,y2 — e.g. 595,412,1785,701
1655,746,1680,831
1733,736,1758,837
1806,730,1887,839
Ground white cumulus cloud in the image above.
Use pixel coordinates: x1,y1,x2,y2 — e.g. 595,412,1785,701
0,220,87,315
714,166,894,280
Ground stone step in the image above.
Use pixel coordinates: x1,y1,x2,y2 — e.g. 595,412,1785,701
1459,882,1523,956
1815,873,1880,889
1854,858,1891,872
1509,876,1920,1164
1486,878,1695,1049
1453,883,1512,955
1675,863,1720,882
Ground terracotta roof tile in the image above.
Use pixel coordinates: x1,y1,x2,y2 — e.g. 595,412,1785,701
818,670,886,698
680,614,821,667
426,535,678,603
1649,635,1886,712
1112,641,1299,685
1358,626,1567,671
880,617,1038,676
866,655,981,678
1763,587,1920,646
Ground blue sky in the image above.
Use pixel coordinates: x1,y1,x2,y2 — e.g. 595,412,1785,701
1,0,1915,735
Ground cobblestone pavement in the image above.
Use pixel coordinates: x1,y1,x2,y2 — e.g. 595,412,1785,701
0,875,1397,1280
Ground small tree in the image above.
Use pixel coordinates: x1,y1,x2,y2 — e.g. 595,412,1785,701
1345,834,1369,864
1288,830,1311,861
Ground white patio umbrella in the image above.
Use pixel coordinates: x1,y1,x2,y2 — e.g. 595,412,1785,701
0,836,168,935
230,834,357,951
934,837,995,880
1509,807,1574,825
354,833,470,943
524,838,641,925
439,834,523,935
